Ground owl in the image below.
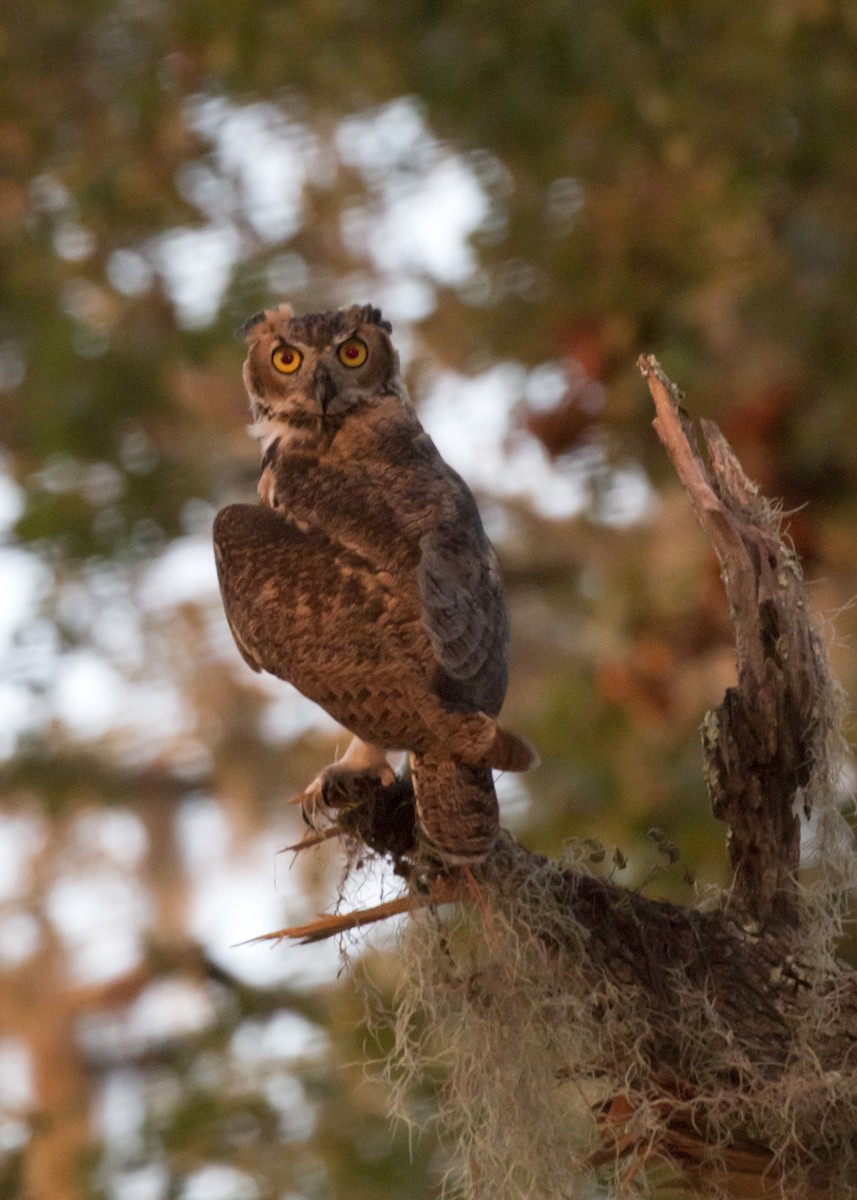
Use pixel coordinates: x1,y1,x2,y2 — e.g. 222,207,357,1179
213,302,536,865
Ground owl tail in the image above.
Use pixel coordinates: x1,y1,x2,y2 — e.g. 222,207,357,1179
410,754,499,865
483,722,539,773
441,714,539,774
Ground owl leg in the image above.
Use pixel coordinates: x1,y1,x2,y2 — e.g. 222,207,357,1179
297,737,395,828
410,753,499,864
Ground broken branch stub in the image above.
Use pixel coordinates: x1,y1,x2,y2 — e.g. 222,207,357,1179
640,354,837,929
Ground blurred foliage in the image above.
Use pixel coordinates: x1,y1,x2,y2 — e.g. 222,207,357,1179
3,1,857,1197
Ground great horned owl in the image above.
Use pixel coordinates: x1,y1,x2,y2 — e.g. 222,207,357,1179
213,302,536,864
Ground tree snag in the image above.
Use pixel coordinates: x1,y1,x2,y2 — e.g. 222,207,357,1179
644,354,848,932
277,358,857,1199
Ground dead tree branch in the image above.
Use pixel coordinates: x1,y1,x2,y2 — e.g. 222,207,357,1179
642,354,844,929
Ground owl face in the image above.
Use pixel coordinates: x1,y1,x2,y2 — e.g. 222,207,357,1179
239,303,403,451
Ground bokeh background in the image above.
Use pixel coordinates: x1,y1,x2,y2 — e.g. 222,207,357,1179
3,3,857,1198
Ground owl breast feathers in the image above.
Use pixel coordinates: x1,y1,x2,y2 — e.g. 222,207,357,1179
213,302,536,864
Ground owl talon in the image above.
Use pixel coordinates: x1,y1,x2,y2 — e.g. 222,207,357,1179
295,762,396,830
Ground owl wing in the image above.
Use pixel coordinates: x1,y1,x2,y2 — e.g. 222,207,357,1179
264,435,510,718
213,504,302,676
416,477,509,717
213,502,391,688
213,513,264,674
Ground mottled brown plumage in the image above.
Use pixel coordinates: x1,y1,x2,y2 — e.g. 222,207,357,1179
213,302,536,863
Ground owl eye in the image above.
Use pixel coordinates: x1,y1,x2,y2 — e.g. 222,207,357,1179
271,344,303,374
337,337,368,368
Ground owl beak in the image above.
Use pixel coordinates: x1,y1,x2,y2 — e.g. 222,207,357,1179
314,367,337,413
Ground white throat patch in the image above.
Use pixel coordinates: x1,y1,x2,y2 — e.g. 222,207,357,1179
248,414,287,453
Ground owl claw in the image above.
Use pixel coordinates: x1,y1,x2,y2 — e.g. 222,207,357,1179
293,761,396,830
257,463,278,507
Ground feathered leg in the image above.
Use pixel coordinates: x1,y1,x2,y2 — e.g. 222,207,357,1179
409,753,499,864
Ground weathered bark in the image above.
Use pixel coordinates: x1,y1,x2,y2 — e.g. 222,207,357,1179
643,355,843,930
480,835,857,1075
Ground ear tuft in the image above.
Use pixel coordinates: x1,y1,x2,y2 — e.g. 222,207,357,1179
366,304,393,334
234,303,294,343
235,311,266,342
344,303,393,334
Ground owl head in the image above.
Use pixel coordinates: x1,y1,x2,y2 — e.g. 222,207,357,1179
238,303,404,449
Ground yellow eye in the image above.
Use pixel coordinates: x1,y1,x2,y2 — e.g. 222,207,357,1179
271,344,303,374
337,337,368,368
